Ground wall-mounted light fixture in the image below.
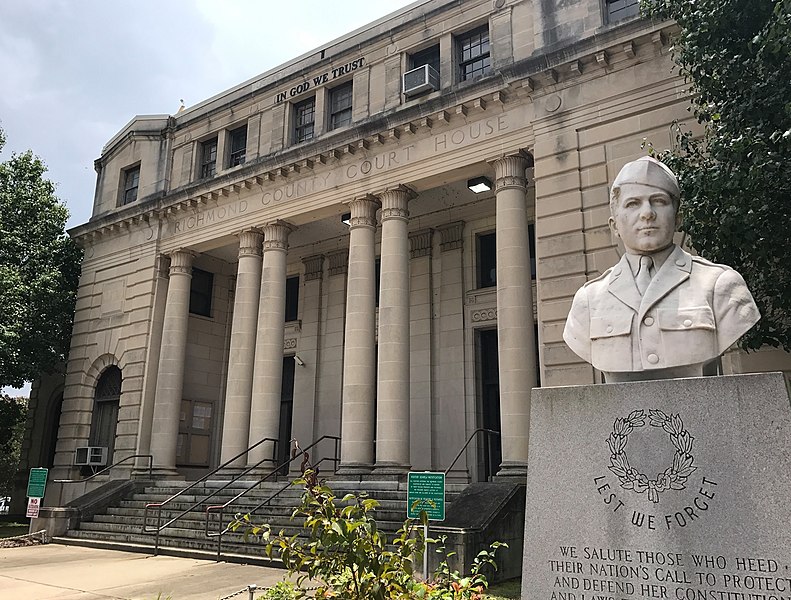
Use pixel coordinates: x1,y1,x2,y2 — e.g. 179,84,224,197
467,176,493,193
341,212,352,226
294,355,305,367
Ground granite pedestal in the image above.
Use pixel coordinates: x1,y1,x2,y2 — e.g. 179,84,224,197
522,373,791,600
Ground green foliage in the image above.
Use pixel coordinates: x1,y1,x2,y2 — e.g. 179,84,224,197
0,394,26,496
641,0,791,350
258,581,300,600
0,126,83,386
231,474,506,600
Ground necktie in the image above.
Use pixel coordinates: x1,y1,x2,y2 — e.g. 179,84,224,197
635,255,653,295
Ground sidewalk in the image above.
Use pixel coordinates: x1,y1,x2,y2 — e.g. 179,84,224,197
0,543,288,600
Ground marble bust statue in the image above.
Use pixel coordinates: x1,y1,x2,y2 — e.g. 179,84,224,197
563,156,760,382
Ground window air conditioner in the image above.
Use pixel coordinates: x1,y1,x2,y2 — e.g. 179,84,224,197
403,64,440,97
74,446,108,467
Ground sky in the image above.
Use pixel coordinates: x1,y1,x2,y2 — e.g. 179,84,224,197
0,0,419,396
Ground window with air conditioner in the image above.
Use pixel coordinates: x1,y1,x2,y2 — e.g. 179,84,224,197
404,44,440,97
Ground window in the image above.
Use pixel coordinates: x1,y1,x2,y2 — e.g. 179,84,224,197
293,97,315,144
458,26,492,81
329,83,353,131
122,166,140,205
227,125,247,167
189,268,213,317
410,44,440,75
89,366,121,468
477,232,497,288
200,137,218,178
477,224,537,289
285,275,300,322
606,0,639,22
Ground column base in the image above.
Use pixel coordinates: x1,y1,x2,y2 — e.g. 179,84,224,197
336,462,374,475
373,462,411,475
148,467,184,478
495,461,528,479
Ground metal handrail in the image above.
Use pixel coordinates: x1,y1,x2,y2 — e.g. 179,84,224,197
143,436,279,554
204,435,340,561
52,454,154,506
444,428,501,477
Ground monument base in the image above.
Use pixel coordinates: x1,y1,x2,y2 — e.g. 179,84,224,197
522,373,791,600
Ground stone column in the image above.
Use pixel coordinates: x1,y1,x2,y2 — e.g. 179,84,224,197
375,186,413,472
248,221,295,467
150,249,194,473
493,154,537,477
220,229,263,466
339,196,380,473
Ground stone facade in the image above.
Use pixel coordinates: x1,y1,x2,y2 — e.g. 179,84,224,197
17,0,791,498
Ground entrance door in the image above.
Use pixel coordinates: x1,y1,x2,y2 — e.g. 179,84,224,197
277,356,296,474
177,399,214,468
477,329,501,481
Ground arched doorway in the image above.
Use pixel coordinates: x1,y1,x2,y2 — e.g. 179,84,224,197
90,366,121,465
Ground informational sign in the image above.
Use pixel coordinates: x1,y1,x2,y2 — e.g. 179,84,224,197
26,467,48,499
26,497,40,518
407,471,445,521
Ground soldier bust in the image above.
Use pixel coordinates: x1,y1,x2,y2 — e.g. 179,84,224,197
563,156,760,382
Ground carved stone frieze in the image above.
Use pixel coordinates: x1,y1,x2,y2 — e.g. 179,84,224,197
438,221,465,252
303,254,325,281
409,229,433,259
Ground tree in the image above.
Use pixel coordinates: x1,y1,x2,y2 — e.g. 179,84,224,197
0,394,27,497
0,127,83,387
643,0,791,351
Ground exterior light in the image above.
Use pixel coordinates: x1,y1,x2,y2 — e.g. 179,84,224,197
467,176,493,193
341,212,351,225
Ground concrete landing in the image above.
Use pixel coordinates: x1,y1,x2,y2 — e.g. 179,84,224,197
0,543,289,600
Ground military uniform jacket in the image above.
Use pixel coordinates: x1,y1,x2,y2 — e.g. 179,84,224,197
563,245,760,373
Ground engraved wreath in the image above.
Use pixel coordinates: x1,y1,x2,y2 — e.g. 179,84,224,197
607,409,696,503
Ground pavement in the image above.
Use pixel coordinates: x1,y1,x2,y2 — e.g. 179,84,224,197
0,543,291,600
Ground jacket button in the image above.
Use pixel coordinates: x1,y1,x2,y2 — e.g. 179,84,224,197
683,319,693,327
643,316,654,326
647,353,659,364
675,259,686,266
606,325,613,333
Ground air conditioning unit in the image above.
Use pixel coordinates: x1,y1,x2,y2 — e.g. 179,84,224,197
403,64,440,97
74,446,108,467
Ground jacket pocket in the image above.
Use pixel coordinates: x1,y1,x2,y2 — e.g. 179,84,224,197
657,306,715,331
590,315,633,339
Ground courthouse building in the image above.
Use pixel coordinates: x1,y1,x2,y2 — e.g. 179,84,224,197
18,0,791,497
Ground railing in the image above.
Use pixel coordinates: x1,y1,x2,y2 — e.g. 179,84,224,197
205,435,341,561
444,428,501,477
52,454,153,506
143,437,278,555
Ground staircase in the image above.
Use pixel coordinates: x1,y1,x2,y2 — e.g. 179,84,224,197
53,477,464,564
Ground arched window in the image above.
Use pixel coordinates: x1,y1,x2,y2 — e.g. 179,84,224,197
90,366,121,464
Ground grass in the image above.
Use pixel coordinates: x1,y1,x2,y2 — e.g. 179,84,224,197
0,522,28,538
485,578,521,599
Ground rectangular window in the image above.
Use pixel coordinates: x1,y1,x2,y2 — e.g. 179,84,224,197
122,166,140,205
410,44,440,75
228,125,247,167
200,138,218,178
285,275,300,322
189,268,213,317
477,232,497,288
329,82,353,131
606,0,640,22
477,225,536,289
458,25,492,82
293,97,316,144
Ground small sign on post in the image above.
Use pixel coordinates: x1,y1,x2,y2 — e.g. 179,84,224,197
26,497,40,518
407,471,446,581
27,467,48,499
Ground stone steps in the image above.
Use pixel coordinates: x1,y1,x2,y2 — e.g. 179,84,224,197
56,476,461,563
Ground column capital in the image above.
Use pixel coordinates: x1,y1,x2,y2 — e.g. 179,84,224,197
328,250,349,276
262,220,296,251
378,185,416,222
409,229,433,259
303,254,325,281
438,221,465,252
344,195,381,229
490,153,531,192
168,249,195,275
237,228,263,257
